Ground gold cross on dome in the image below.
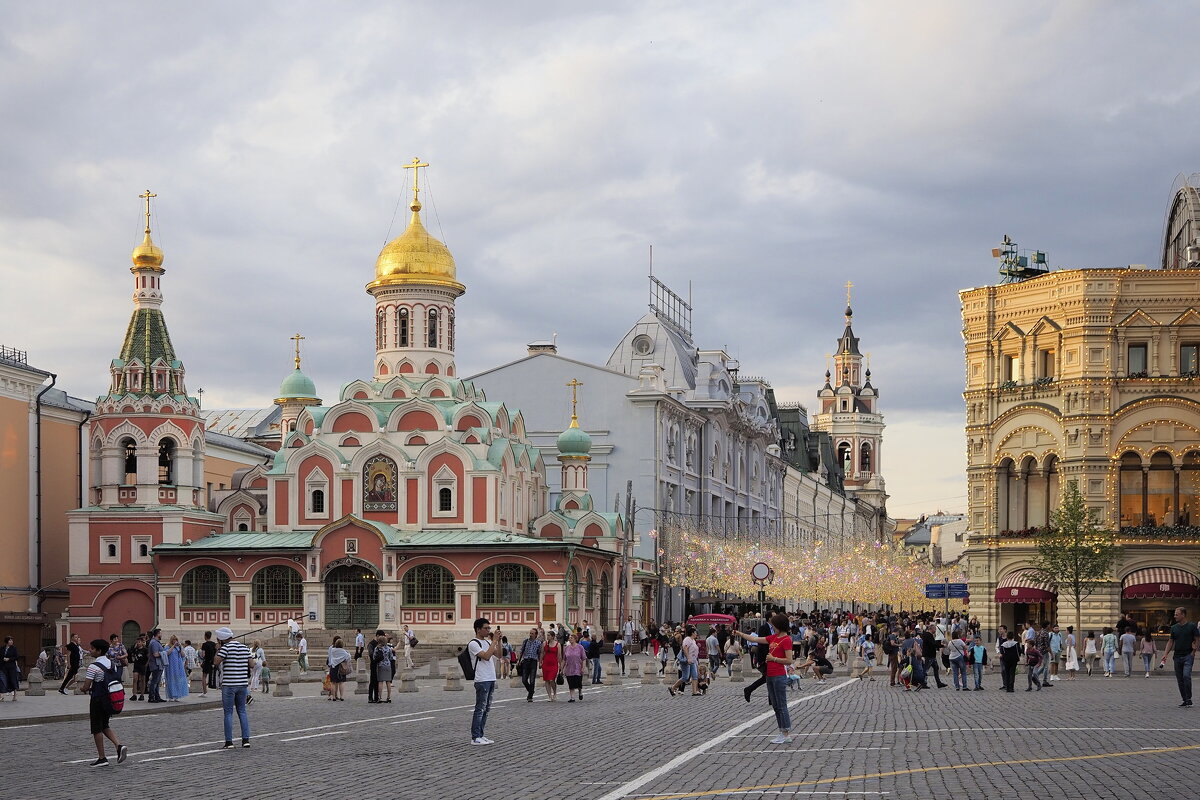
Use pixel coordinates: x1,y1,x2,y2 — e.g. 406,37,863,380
845,280,854,307
139,189,157,233
566,378,584,419
290,333,305,369
403,157,429,207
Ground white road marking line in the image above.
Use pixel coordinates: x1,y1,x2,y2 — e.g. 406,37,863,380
388,716,435,725
281,731,345,741
709,747,888,755
732,726,1200,738
595,681,854,800
0,724,42,729
140,749,229,763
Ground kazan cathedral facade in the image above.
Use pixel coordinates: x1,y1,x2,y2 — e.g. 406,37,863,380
65,176,629,643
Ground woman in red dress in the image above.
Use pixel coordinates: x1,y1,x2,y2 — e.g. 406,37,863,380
541,636,561,702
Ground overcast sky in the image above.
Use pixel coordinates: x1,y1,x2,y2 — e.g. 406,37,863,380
3,2,1197,517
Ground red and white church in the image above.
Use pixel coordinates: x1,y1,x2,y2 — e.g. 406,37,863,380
65,172,631,643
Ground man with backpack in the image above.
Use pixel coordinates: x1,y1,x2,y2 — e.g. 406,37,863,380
80,638,128,767
464,618,502,745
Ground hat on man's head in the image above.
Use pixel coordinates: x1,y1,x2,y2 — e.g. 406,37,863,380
215,627,234,641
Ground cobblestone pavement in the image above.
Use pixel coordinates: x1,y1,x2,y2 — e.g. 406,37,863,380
2,665,1197,800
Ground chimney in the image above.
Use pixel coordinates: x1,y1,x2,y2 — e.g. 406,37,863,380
527,340,558,356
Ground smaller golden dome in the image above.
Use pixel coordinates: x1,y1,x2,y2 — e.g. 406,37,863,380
131,229,164,271
368,201,464,293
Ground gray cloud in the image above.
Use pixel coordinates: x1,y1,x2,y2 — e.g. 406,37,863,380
3,1,1198,517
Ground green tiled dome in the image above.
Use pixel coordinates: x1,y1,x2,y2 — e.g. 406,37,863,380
557,420,592,455
278,368,318,400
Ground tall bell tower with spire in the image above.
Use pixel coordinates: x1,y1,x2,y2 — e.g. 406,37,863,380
814,282,887,512
367,158,465,382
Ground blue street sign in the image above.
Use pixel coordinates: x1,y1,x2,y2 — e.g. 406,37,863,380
925,583,970,599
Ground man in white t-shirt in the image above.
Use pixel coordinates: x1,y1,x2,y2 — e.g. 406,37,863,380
622,616,637,649
286,618,299,650
297,634,308,671
468,617,501,745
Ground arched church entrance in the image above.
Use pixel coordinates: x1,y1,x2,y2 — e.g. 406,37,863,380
323,559,380,628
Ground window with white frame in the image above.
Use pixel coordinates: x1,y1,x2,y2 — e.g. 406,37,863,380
131,536,153,563
100,536,121,563
433,465,457,517
306,468,330,518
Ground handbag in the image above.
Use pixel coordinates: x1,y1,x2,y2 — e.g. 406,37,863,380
940,653,950,669
556,672,564,686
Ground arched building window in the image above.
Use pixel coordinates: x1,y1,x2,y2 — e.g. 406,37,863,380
402,564,454,606
568,566,579,609
837,442,851,476
428,308,439,348
438,486,453,512
860,442,872,474
585,570,595,609
158,438,176,485
122,438,137,484
396,307,409,347
479,564,538,606
376,308,386,349
252,565,303,606
447,310,455,351
1119,451,1187,528
599,573,611,628
181,565,229,606
311,489,325,514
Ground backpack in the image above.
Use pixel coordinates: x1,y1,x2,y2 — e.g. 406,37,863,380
457,639,483,680
91,659,125,714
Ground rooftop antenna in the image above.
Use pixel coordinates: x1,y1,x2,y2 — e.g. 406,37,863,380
649,244,653,278
992,234,1049,283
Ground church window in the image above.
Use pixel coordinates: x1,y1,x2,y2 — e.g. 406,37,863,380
376,308,386,349
311,489,325,514
837,442,852,475
439,487,453,512
397,308,409,347
447,310,455,352
478,564,537,606
1182,343,1200,375
841,400,848,411
428,308,439,348
860,442,872,474
122,438,137,484
567,566,579,608
402,564,454,606
100,536,120,563
1127,343,1148,375
181,565,230,606
132,536,152,563
252,565,302,606
158,438,175,485
237,523,249,531
585,571,595,608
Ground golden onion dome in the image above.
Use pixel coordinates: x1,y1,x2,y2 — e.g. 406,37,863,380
131,229,164,271
369,200,464,293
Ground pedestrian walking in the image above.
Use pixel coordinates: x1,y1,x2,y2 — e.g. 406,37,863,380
586,632,603,684
372,635,395,703
297,633,308,671
164,635,189,701
1083,631,1098,676
706,630,722,678
1101,627,1118,677
1119,628,1137,677
327,636,351,701
1159,606,1199,707
999,632,1021,693
213,627,253,749
1025,642,1044,691
366,630,381,703
968,636,987,690
1048,625,1063,681
182,639,199,684
59,633,83,694
106,634,128,683
402,625,416,670
201,631,218,693
736,613,795,744
613,638,626,675
286,617,299,650
947,632,968,690
468,618,501,745
920,624,948,688
563,633,587,702
129,635,148,701
0,637,20,700
1064,627,1079,679
249,640,265,693
855,634,876,681
1033,622,1054,688
1139,632,1157,678
542,633,561,702
724,636,741,677
80,638,127,767
668,625,701,697
146,629,166,703
518,627,542,702
354,628,365,662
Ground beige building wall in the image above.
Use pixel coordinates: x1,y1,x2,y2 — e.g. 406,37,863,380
39,409,84,620
0,392,34,614
961,268,1200,638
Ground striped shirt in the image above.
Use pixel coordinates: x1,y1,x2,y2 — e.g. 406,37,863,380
217,640,252,687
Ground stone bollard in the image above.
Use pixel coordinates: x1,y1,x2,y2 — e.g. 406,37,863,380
273,669,293,697
642,660,659,685
189,673,205,694
603,669,621,687
444,673,463,691
509,673,522,689
398,671,418,693
427,654,441,677
25,667,45,696
354,671,371,694
730,656,745,682
289,661,302,682
629,661,641,679
662,659,677,685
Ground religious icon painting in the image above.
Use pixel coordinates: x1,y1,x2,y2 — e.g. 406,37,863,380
363,455,398,511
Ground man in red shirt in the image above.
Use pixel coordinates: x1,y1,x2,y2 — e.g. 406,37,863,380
735,612,795,744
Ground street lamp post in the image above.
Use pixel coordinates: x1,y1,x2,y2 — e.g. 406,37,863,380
751,561,774,618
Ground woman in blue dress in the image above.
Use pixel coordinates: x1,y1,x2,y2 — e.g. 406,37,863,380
165,634,190,701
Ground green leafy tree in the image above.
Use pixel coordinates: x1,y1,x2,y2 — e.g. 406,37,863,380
1028,480,1123,637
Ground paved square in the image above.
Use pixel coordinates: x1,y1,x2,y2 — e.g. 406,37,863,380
2,664,1197,799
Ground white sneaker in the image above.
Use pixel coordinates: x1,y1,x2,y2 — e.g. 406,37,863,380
470,738,488,745
479,737,495,744
770,735,791,745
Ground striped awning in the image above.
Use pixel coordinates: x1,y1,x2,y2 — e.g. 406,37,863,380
994,570,1056,604
1122,567,1199,599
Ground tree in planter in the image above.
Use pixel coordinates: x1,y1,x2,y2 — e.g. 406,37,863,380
1028,480,1123,640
